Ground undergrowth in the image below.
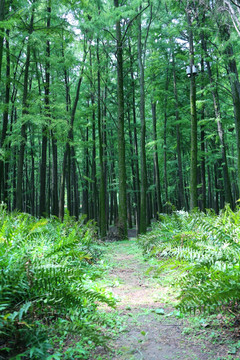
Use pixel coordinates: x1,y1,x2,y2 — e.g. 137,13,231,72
138,205,240,315
0,206,115,359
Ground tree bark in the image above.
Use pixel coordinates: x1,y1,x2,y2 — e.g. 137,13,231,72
0,29,10,204
200,36,206,211
114,0,127,239
51,131,59,216
129,39,140,233
16,6,34,211
39,0,51,217
0,0,5,81
59,46,87,220
138,11,147,234
163,68,169,207
97,39,107,237
82,125,89,220
187,8,198,210
172,52,185,210
222,28,240,195
151,101,162,215
203,38,233,209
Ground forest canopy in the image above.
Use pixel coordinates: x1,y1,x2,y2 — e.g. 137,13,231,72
0,0,240,237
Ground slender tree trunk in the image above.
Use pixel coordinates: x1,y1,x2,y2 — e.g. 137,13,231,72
71,146,79,219
59,150,67,222
138,11,147,234
97,39,107,237
129,40,140,233
128,105,139,225
114,0,127,239
91,100,97,221
0,29,10,204
51,131,58,216
39,0,51,217
172,52,185,209
47,138,51,215
187,9,198,210
16,7,34,211
103,71,108,230
82,126,89,219
30,126,35,215
203,39,233,208
200,24,207,212
0,0,5,81
151,101,162,215
163,68,169,207
59,47,87,220
214,162,219,214
223,36,240,195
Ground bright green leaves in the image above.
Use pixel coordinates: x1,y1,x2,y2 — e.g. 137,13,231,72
138,207,240,314
0,211,116,358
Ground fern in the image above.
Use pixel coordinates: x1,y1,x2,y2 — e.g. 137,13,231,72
138,207,240,314
0,210,115,359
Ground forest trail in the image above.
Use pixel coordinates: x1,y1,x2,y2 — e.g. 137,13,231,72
94,239,237,360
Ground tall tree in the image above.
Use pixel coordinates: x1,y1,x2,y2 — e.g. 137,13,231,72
39,0,51,217
97,38,107,237
16,3,35,211
114,0,127,239
172,50,185,209
0,0,5,81
186,2,198,210
151,100,162,214
0,29,10,204
138,8,147,233
202,35,234,209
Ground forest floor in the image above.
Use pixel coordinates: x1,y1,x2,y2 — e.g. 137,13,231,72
91,233,240,360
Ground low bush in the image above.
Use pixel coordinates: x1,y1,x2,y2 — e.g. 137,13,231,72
138,206,240,314
0,206,115,359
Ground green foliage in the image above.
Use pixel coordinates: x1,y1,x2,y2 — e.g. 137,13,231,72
138,206,240,315
0,208,115,359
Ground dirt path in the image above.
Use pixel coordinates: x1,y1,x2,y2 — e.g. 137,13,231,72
94,239,239,360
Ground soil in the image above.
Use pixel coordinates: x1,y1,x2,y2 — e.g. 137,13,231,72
92,235,240,360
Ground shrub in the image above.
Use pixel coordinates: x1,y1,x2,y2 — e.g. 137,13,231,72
0,209,115,359
138,206,240,314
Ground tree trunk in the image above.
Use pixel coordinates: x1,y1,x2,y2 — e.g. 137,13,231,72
51,131,59,216
151,101,162,215
129,39,140,233
59,47,87,220
203,39,233,209
172,52,185,209
16,7,34,211
138,11,147,234
223,34,240,195
91,99,97,221
0,0,5,81
114,0,127,239
214,162,219,214
39,0,51,217
187,9,198,210
97,39,107,237
0,29,10,204
82,126,89,219
163,68,169,207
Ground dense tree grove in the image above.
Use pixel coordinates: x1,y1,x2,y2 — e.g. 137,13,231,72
1,0,240,237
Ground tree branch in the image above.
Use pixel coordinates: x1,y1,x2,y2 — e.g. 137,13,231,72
230,0,240,8
103,28,117,41
122,2,150,43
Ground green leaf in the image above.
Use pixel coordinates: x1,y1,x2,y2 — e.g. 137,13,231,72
155,308,165,315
